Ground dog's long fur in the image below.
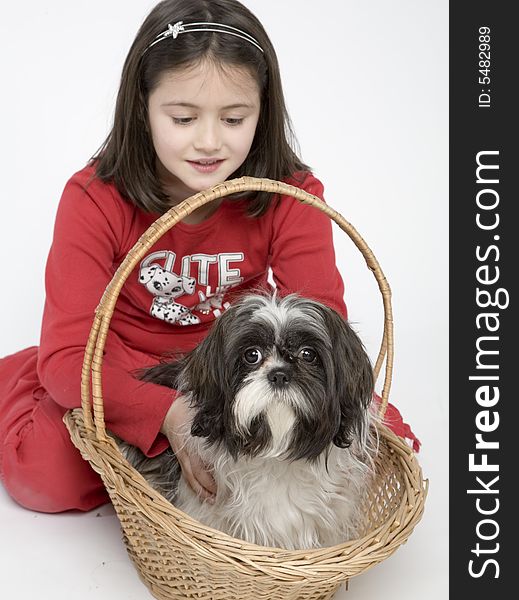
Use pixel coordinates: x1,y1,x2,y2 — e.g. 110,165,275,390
118,293,377,550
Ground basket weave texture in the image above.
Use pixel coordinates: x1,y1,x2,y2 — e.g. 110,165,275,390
64,177,427,600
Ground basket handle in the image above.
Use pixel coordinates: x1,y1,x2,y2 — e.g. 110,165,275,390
80,176,393,440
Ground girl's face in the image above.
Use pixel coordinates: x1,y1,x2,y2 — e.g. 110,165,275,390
148,60,261,204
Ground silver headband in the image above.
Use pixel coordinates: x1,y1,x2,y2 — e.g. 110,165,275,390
145,21,264,54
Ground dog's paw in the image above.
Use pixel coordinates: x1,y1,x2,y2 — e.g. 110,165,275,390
178,313,201,326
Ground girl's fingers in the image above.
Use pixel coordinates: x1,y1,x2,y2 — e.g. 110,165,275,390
177,450,215,501
191,455,217,495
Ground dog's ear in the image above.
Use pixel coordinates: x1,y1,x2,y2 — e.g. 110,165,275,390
137,359,185,389
137,309,235,441
321,306,374,448
180,313,233,440
181,276,197,295
138,264,158,285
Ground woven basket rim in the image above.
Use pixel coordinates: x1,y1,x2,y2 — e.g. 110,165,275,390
65,408,427,568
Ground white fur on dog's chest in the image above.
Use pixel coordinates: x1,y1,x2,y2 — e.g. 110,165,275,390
176,441,364,550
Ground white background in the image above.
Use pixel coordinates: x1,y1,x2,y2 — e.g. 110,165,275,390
0,1,448,599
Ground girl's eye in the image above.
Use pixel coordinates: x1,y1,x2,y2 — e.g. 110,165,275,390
224,118,244,126
298,347,317,363
243,347,263,365
172,117,194,125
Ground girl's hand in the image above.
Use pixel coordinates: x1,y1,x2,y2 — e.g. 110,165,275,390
160,396,217,502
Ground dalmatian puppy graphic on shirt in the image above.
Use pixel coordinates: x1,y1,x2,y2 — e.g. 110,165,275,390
139,250,244,325
138,262,201,326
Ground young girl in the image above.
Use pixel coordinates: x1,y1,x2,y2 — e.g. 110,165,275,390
0,0,417,514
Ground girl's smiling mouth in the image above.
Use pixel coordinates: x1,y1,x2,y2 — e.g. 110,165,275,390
187,159,225,173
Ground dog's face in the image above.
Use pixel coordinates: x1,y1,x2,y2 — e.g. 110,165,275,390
139,264,196,298
142,294,374,461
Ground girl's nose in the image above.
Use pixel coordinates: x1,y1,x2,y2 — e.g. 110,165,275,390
193,120,222,153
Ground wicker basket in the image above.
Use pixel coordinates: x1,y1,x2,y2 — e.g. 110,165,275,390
64,177,427,600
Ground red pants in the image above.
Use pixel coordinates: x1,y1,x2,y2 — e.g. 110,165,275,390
0,347,109,512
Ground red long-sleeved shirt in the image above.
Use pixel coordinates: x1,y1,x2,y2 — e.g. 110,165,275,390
36,166,346,456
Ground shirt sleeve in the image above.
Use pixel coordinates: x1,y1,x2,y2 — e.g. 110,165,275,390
269,173,347,317
36,173,172,456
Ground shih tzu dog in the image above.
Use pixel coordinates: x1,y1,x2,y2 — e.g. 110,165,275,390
118,293,377,550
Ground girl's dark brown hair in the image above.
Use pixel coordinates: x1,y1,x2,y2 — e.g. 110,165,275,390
92,0,309,216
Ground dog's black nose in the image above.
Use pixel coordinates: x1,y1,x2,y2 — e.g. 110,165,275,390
267,370,291,387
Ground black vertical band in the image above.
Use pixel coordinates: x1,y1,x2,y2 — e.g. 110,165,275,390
450,2,516,596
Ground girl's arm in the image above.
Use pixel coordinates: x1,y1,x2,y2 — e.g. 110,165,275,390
269,173,347,317
36,172,172,456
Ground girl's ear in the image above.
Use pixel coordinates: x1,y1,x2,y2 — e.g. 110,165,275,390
320,306,374,449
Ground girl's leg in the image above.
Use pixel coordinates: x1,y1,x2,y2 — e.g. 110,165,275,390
0,348,109,513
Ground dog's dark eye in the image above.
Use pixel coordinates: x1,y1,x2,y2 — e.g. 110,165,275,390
243,347,263,365
298,347,317,363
